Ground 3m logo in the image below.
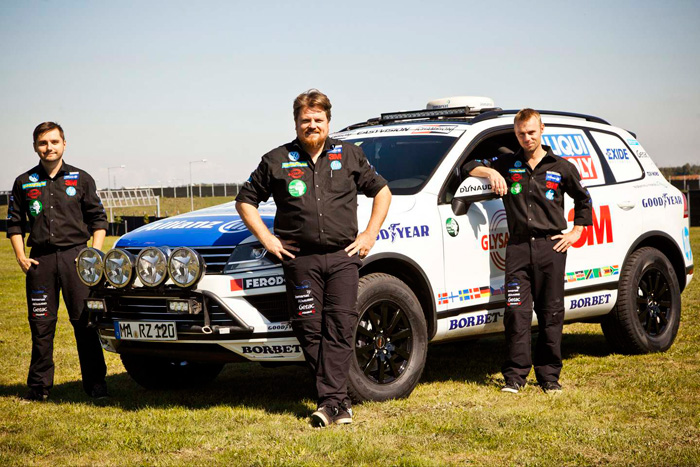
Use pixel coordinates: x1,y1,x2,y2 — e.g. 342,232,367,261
567,205,613,248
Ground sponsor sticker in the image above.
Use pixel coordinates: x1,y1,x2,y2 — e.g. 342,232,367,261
27,189,42,199
29,173,39,182
66,186,77,197
514,160,522,168
605,148,629,160
569,293,612,310
641,193,683,209
28,200,43,216
445,218,459,237
682,227,692,261
481,210,509,271
565,265,619,283
64,174,79,180
288,168,304,179
627,138,640,146
510,182,522,195
241,344,302,355
328,153,342,161
545,171,561,183
448,311,502,331
543,133,598,180
288,151,300,161
330,160,342,170
377,223,429,242
22,181,47,189
512,174,522,182
546,189,555,200
509,168,526,174
288,180,307,197
282,161,309,169
65,179,78,186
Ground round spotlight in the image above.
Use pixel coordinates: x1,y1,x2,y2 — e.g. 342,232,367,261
104,249,135,288
168,247,204,288
136,247,169,287
76,248,105,287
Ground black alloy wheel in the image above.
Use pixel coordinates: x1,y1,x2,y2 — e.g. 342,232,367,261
636,267,673,337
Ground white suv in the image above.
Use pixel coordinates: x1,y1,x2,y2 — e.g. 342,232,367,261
78,97,694,401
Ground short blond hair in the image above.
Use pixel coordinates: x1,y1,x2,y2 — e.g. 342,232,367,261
514,108,541,126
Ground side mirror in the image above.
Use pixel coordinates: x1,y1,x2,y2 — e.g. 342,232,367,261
451,177,499,215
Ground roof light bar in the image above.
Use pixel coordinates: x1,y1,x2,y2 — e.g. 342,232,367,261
379,107,472,122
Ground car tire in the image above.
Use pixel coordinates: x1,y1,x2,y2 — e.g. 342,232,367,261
601,247,681,354
347,273,428,402
120,355,224,389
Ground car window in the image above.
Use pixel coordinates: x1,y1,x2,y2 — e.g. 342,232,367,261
542,128,606,187
589,130,643,183
341,134,459,195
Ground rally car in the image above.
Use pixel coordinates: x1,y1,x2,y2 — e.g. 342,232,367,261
77,96,694,401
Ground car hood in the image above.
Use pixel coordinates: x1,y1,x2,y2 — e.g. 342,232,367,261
116,195,415,248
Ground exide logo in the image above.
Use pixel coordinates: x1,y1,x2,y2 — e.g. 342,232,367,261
566,205,613,248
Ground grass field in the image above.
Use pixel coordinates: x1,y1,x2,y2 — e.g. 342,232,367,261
0,231,698,466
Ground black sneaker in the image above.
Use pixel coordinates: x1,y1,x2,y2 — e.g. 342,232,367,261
334,403,353,425
311,406,337,427
501,380,525,394
89,383,110,400
541,381,562,393
22,389,49,402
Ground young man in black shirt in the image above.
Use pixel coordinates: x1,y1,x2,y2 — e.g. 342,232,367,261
464,109,592,393
7,122,109,401
236,90,391,426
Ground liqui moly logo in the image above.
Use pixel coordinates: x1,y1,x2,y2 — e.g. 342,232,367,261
542,134,598,180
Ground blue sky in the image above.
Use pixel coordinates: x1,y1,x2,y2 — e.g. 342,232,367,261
1,0,699,189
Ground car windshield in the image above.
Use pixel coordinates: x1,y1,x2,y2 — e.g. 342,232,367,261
340,134,459,195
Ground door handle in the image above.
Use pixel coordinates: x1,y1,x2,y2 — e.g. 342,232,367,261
617,200,635,211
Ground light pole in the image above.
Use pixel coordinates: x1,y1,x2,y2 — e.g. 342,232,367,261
189,159,207,212
107,165,126,222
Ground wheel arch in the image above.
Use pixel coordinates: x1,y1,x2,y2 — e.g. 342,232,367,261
624,231,687,291
361,253,437,339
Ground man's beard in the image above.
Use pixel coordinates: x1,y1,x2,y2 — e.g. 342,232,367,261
299,132,324,153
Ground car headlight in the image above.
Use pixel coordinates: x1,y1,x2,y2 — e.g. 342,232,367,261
136,247,169,287
76,248,105,287
104,249,136,288
168,247,204,288
223,242,279,273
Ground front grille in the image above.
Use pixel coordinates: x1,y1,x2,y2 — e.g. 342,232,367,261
122,246,234,274
105,295,233,325
244,293,289,323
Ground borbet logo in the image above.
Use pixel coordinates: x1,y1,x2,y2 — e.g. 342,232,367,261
567,205,613,248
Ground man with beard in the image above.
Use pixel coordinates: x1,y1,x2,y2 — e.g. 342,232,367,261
464,109,592,394
236,89,391,426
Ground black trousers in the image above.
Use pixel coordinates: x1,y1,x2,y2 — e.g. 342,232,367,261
25,245,107,395
502,237,566,385
282,249,362,408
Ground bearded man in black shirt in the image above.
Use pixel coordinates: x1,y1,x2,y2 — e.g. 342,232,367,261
465,109,592,394
7,122,109,401
236,90,391,426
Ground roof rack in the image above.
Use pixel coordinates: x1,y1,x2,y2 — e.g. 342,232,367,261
469,109,610,126
340,106,502,131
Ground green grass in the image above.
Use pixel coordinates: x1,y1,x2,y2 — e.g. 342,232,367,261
1,196,236,220
1,232,699,466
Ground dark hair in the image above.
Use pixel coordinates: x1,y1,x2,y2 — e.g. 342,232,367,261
293,89,332,122
514,108,542,126
33,122,65,143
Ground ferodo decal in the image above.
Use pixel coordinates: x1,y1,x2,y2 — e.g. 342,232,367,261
376,223,429,242
566,205,612,248
481,209,508,270
569,293,612,310
230,275,285,291
448,311,502,330
565,265,618,283
543,134,598,180
287,168,304,179
27,189,42,199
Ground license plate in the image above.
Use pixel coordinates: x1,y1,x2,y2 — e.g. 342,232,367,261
115,321,177,341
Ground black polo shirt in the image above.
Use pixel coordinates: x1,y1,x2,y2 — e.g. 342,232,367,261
464,145,592,239
236,137,387,250
7,162,108,249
